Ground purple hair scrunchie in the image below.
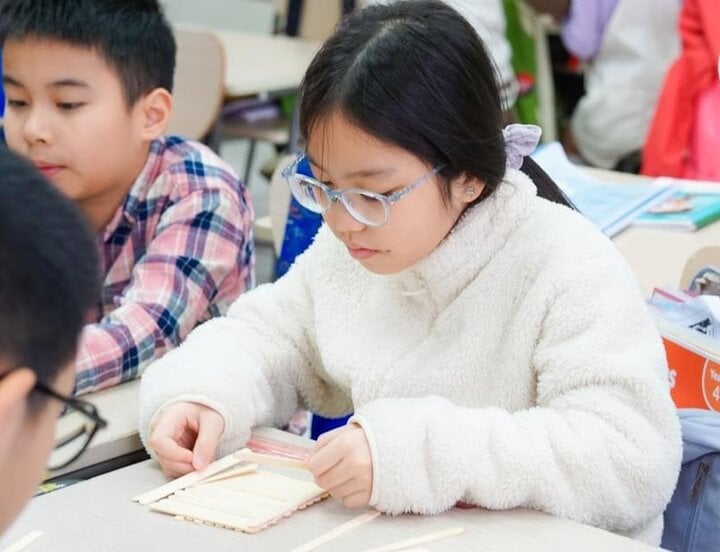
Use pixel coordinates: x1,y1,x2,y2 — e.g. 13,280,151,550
503,124,542,170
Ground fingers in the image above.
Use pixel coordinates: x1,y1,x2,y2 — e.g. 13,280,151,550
341,490,371,509
160,458,195,478
316,471,371,508
307,437,344,477
151,435,193,463
191,408,225,471
148,402,223,476
313,456,353,490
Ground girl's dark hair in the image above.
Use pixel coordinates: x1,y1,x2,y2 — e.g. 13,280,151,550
299,0,572,208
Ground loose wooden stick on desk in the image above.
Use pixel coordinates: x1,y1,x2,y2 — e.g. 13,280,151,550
361,526,465,552
1,530,43,552
290,510,381,552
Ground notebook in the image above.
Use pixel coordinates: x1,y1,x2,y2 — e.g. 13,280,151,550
531,143,675,237
635,187,720,231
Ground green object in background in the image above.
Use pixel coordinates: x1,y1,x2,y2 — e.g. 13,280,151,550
279,94,297,119
503,0,540,125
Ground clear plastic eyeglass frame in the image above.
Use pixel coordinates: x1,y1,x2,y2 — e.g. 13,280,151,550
281,155,444,227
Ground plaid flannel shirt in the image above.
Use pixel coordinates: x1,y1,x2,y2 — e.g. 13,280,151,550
74,136,254,394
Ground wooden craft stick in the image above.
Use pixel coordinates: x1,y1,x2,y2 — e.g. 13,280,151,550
360,527,465,552
234,448,309,470
1,530,43,552
194,463,258,485
132,451,241,505
290,510,381,552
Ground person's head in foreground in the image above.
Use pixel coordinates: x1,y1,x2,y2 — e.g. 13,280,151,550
0,147,103,534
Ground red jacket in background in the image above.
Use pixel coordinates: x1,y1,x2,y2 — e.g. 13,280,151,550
642,0,720,179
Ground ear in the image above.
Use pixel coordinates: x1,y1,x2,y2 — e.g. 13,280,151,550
450,173,485,206
0,368,36,460
137,88,173,141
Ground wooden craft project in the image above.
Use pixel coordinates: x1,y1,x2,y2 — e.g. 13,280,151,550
134,448,328,533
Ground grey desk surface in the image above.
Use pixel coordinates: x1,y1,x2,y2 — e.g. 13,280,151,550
2,455,661,552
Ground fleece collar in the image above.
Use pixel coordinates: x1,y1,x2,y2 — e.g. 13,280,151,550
392,169,537,310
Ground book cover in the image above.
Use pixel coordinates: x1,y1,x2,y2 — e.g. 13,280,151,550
655,317,720,412
636,190,720,231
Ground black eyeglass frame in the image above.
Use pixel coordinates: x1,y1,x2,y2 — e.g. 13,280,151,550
4,371,109,471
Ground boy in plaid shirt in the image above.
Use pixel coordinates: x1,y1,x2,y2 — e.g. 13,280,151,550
0,0,255,394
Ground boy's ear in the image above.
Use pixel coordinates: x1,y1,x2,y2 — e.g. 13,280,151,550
138,88,173,141
0,368,36,460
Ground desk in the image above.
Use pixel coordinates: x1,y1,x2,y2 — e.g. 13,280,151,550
2,435,660,552
591,168,720,295
51,380,142,479
213,30,321,98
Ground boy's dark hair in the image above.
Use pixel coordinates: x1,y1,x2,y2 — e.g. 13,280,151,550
0,146,99,402
0,0,176,106
300,0,572,208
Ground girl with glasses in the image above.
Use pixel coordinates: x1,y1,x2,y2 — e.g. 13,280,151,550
141,1,680,545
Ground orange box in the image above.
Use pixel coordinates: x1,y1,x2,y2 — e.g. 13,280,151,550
663,334,720,412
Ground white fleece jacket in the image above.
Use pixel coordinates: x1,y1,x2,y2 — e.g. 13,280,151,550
139,169,681,545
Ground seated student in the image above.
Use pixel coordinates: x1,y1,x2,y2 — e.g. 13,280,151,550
140,1,680,545
0,0,255,395
525,0,681,171
0,147,102,535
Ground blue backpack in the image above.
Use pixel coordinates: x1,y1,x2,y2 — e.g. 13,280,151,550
662,409,720,552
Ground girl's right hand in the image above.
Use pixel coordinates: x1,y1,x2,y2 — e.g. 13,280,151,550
147,401,225,478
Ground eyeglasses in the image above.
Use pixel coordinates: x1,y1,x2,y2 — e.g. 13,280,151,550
1,369,108,471
36,381,107,471
282,156,444,227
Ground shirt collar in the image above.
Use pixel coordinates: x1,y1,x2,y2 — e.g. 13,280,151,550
101,138,167,242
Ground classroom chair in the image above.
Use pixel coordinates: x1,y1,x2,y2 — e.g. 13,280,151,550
680,247,720,292
254,154,292,254
166,28,226,143
223,0,350,187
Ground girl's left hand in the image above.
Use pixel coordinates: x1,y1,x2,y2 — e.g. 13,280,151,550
307,423,373,508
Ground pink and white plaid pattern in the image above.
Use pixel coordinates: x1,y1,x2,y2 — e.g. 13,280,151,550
74,136,254,394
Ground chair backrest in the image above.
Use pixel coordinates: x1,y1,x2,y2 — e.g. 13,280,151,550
166,28,225,141
297,0,343,41
269,155,293,254
161,0,276,34
680,247,720,290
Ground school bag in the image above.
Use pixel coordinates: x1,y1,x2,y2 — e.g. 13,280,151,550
662,408,720,552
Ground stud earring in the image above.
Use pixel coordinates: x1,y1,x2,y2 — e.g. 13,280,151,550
464,187,476,196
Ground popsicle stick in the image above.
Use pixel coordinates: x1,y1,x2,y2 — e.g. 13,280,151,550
235,449,309,470
1,530,43,552
360,527,465,552
196,463,258,485
133,451,241,505
290,511,381,552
